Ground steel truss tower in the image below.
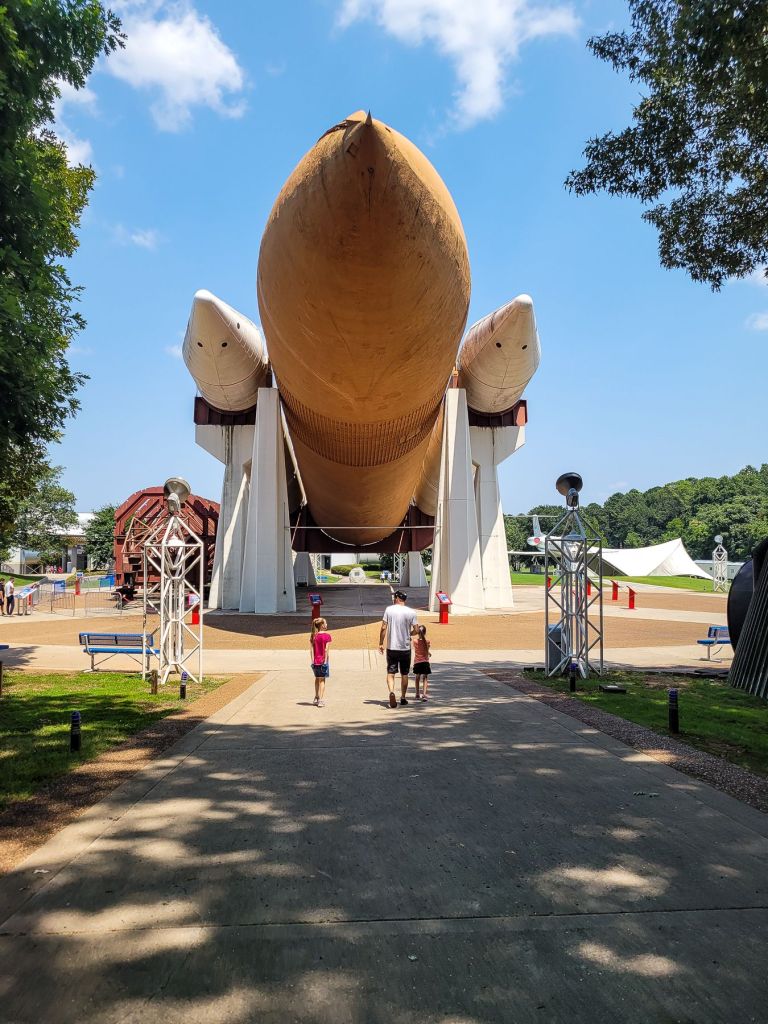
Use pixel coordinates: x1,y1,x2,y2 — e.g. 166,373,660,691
544,474,604,678
142,480,204,685
712,536,728,593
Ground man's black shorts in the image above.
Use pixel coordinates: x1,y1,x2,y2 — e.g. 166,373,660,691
386,648,411,675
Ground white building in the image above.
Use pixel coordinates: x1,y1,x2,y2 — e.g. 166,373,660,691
4,513,95,574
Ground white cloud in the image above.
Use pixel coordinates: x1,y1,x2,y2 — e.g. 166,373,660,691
52,80,98,165
108,2,246,131
166,344,184,359
745,312,768,331
338,0,578,126
114,224,161,249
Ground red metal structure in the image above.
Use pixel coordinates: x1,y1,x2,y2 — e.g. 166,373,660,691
114,487,219,592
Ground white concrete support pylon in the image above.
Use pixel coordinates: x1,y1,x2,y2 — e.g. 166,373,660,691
293,552,317,588
429,389,485,613
196,424,254,610
402,551,427,588
470,424,525,609
239,388,296,613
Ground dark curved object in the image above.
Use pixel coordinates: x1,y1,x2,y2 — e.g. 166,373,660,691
727,559,753,650
556,472,583,497
729,537,768,699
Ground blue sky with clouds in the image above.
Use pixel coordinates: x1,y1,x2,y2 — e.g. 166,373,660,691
54,0,768,517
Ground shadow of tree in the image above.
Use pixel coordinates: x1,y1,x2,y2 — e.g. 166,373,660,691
1,667,767,1022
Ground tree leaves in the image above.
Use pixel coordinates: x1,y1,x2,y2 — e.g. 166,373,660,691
566,1,768,288
0,2,122,542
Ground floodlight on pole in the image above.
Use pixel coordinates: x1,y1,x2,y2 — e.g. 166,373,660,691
712,533,728,593
142,477,204,685
545,473,603,678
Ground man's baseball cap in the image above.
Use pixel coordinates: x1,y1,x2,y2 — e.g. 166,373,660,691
393,590,407,601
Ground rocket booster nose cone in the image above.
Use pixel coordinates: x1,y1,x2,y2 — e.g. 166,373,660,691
365,110,373,125
193,288,217,307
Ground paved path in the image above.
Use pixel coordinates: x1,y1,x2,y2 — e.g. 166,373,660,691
2,665,765,1023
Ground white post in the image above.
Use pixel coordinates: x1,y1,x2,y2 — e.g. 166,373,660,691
469,424,525,609
402,551,427,588
239,388,296,613
197,424,255,610
293,551,317,587
429,389,485,613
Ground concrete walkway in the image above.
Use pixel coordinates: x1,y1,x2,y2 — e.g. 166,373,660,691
2,665,766,1022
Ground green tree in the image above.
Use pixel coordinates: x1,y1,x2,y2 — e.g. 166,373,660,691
0,2,122,540
83,503,115,568
12,464,77,562
566,1,768,288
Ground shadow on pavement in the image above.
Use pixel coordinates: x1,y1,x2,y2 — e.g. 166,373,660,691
1,666,767,1022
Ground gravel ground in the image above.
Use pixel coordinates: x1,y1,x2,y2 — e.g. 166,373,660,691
0,673,262,874
485,670,768,815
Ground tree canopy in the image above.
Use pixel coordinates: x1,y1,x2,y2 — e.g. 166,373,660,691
566,1,768,289
9,464,77,563
83,504,115,568
0,1,122,546
506,465,768,562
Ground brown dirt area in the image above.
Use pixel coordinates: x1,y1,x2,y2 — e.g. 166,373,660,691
0,673,261,875
0,609,713,649
617,592,727,613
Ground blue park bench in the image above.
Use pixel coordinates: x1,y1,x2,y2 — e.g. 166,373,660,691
79,632,159,673
697,625,731,661
0,643,7,694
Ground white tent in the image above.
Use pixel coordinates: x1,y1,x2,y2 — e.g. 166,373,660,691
600,538,712,579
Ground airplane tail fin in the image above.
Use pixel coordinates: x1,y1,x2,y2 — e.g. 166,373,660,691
532,515,541,538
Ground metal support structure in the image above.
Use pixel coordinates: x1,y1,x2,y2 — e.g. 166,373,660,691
712,536,728,592
544,474,603,678
393,552,406,583
142,480,204,685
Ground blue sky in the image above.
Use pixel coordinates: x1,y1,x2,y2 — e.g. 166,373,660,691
54,0,768,518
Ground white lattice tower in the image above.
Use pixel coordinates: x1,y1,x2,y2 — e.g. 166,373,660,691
713,540,728,593
143,513,203,684
544,507,604,678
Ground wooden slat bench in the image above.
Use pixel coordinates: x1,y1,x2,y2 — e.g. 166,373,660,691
79,632,158,672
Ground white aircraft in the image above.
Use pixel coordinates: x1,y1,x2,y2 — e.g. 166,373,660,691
527,515,546,550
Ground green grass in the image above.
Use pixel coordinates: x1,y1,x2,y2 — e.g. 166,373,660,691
526,669,768,777
509,571,716,592
0,573,45,588
0,672,225,809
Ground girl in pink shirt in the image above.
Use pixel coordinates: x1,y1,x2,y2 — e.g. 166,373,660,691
310,617,332,707
412,624,431,701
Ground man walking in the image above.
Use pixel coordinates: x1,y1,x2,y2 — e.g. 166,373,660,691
379,589,418,708
5,577,15,616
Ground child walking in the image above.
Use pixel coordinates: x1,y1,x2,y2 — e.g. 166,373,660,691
412,624,431,701
310,617,332,707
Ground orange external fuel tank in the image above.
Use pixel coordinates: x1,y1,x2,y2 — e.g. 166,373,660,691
257,111,470,546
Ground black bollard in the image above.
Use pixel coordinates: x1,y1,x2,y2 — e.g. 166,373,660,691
70,710,82,752
150,669,158,695
668,688,679,734
568,661,577,692
180,672,187,700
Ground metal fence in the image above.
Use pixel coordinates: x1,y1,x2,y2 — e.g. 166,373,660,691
83,590,123,615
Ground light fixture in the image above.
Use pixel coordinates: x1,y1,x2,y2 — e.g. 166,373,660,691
556,472,583,509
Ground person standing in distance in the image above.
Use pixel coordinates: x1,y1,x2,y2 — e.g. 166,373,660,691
379,590,418,708
4,577,15,617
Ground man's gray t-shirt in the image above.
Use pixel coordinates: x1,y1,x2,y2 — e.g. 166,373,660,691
382,604,418,651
